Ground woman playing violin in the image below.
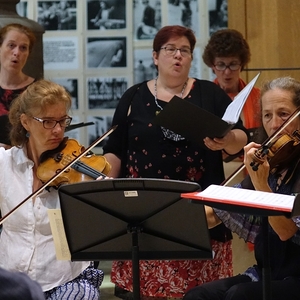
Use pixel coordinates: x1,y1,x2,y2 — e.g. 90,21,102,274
183,76,300,300
0,79,104,299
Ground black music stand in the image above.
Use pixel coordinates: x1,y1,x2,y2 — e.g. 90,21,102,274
58,178,213,300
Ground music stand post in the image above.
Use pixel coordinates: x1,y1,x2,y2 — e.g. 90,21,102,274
129,224,141,300
58,178,213,300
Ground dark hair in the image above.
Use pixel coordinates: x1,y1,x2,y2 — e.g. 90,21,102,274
202,29,250,71
0,23,36,53
9,79,71,147
153,25,196,53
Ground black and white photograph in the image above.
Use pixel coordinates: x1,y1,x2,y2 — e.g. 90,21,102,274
52,78,79,110
168,0,200,37
134,0,161,40
87,115,112,149
134,48,157,84
86,37,127,68
16,1,28,18
43,36,79,70
87,0,126,30
208,0,228,35
87,77,128,109
64,115,80,141
37,0,77,31
189,46,202,79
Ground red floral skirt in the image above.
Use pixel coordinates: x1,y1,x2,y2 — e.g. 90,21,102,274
111,240,232,298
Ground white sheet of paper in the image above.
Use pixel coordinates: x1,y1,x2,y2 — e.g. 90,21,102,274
222,73,260,124
197,184,295,211
48,209,71,260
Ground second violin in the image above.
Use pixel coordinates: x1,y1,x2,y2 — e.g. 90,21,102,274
250,130,300,174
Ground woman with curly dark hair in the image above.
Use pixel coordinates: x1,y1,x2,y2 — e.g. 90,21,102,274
203,29,260,143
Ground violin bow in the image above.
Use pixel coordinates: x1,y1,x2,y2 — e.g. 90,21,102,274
222,107,300,186
0,125,117,225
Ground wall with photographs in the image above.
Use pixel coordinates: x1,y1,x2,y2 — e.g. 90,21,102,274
16,0,227,152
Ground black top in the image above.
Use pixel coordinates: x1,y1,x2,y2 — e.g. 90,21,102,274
0,84,33,145
103,79,249,242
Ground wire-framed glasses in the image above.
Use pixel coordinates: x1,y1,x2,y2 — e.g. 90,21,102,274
214,63,241,71
160,46,192,57
32,116,72,129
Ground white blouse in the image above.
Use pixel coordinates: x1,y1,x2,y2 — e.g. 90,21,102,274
0,146,89,291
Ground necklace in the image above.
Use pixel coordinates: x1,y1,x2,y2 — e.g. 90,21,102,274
154,77,188,142
154,77,188,115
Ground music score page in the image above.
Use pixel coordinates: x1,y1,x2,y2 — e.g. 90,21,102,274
182,184,295,212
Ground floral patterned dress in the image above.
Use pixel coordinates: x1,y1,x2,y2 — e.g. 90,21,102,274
103,79,248,298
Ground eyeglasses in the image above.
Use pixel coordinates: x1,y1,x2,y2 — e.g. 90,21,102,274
160,46,192,57
32,116,72,129
214,63,241,71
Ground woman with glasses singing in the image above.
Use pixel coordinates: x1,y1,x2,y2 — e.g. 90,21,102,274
0,79,104,299
103,25,248,299
203,29,261,144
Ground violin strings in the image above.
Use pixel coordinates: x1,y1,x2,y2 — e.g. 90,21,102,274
62,155,106,179
74,160,105,178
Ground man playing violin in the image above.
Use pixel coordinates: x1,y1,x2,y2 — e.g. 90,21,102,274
183,76,300,300
0,79,104,299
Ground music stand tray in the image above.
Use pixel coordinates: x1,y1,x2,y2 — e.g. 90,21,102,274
58,178,212,300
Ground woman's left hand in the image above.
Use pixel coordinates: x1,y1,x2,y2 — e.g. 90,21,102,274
203,130,235,151
203,136,226,151
204,129,248,154
244,142,271,192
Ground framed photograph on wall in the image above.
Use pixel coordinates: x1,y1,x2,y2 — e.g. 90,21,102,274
133,0,161,40
37,0,77,31
52,78,79,110
64,115,81,141
43,36,79,70
208,0,228,35
87,0,126,30
87,77,128,109
134,48,157,84
86,37,127,68
167,0,200,37
87,115,112,149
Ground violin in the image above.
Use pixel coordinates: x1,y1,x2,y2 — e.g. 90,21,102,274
250,107,300,172
0,125,117,225
250,130,300,174
37,138,111,188
223,108,300,186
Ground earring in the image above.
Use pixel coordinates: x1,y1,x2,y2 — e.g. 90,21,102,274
26,131,30,138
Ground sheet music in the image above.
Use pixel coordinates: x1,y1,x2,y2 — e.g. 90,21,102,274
48,209,71,260
193,184,295,212
222,73,260,124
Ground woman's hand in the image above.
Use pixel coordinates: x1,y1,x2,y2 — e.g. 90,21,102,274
243,142,271,192
203,129,247,154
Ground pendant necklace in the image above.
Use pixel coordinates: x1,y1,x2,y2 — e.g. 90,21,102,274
154,77,188,142
154,77,188,115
